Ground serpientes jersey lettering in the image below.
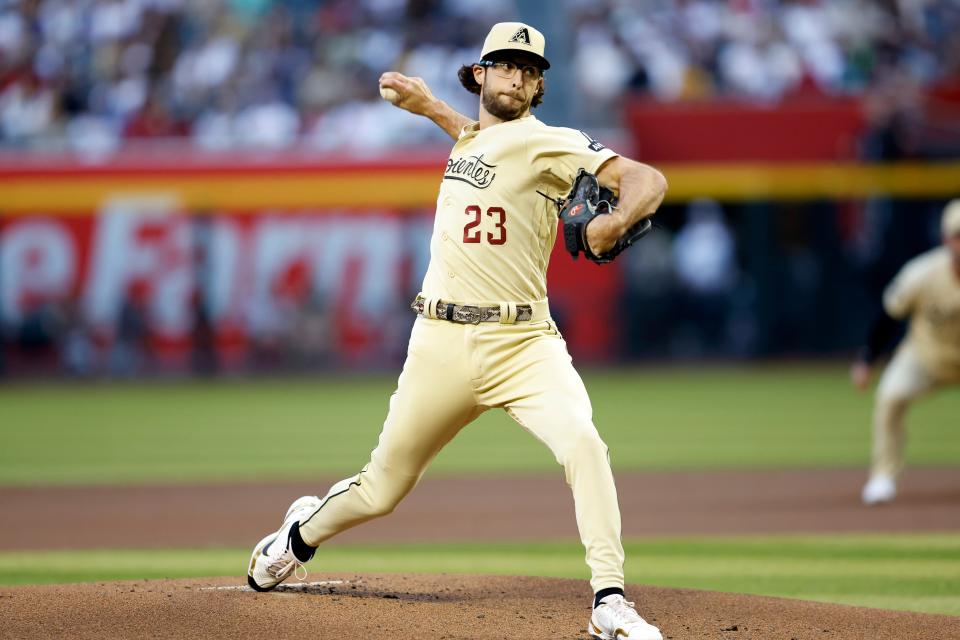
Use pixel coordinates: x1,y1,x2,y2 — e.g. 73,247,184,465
421,115,618,304
883,246,960,379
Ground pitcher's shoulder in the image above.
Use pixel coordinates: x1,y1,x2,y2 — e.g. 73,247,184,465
527,118,577,136
533,119,610,152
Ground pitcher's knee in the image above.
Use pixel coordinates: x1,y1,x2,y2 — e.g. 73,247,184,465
557,428,609,466
362,479,416,518
365,493,400,518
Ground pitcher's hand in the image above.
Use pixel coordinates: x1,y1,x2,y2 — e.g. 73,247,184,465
379,72,438,116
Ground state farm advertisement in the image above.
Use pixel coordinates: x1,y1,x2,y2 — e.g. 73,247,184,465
1,199,443,373
1,204,622,375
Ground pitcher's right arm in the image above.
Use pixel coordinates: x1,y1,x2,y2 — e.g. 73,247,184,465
379,72,472,140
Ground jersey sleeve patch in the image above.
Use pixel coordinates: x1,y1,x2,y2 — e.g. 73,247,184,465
580,130,606,152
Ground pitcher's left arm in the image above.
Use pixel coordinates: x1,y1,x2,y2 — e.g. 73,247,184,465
587,157,668,256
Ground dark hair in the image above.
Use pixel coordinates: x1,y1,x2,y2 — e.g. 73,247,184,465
457,64,544,108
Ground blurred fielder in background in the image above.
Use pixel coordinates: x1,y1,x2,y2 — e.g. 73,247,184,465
852,200,960,504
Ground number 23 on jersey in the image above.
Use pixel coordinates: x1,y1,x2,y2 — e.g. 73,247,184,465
463,205,507,245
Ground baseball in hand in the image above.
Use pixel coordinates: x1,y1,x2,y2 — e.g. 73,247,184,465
379,85,400,105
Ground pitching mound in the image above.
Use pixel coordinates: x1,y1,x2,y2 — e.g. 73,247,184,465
2,574,957,639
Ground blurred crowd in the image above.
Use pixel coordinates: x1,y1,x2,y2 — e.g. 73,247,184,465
572,0,960,103
2,0,958,152
0,0,512,153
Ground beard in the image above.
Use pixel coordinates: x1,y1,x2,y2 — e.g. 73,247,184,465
481,81,532,121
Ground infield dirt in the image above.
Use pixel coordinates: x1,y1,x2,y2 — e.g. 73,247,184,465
3,573,959,640
1,467,958,550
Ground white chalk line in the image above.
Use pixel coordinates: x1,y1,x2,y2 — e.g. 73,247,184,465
200,580,353,592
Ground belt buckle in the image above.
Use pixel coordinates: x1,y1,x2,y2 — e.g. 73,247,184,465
454,305,482,325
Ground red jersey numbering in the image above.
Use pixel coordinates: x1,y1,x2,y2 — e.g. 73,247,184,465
463,205,507,245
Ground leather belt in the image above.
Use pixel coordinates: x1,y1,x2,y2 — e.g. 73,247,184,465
410,296,533,324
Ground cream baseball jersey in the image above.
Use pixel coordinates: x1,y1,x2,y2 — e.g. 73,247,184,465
884,246,960,379
420,114,618,304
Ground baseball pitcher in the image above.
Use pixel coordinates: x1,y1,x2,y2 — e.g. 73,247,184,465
851,200,960,504
246,23,668,640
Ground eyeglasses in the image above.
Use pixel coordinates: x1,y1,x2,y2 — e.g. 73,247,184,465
478,60,542,81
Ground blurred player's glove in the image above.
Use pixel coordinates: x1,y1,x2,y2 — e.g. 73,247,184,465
558,169,652,264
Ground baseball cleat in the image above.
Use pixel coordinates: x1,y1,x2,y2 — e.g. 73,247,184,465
861,474,896,505
589,594,662,640
247,495,321,592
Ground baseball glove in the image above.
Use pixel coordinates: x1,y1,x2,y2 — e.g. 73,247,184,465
558,168,652,264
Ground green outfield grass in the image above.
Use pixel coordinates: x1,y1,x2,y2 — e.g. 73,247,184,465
0,366,958,485
1,534,958,616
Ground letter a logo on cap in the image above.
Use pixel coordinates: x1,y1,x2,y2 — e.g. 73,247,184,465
510,27,531,45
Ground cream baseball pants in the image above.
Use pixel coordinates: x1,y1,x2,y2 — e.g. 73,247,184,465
298,301,625,592
871,342,957,478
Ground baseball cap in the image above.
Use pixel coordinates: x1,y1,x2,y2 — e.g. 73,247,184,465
943,199,960,237
480,22,550,70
